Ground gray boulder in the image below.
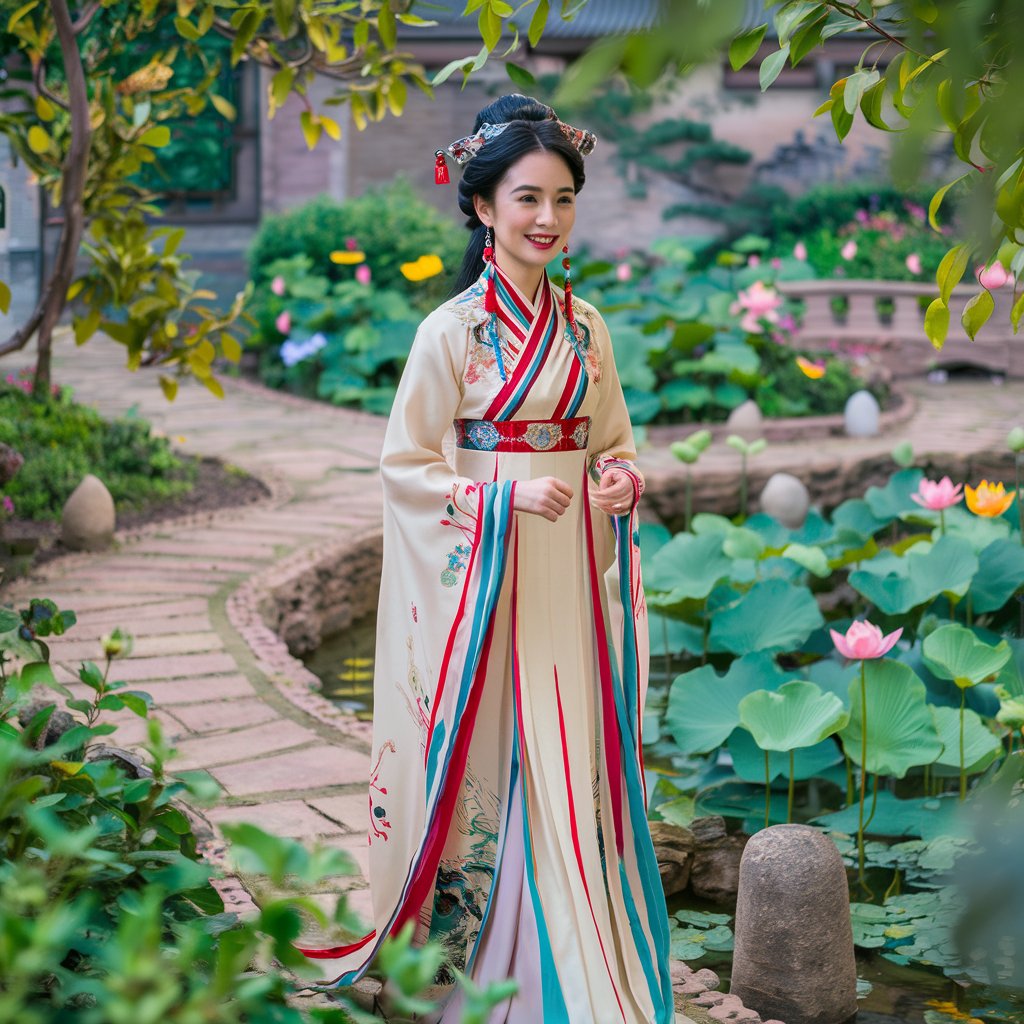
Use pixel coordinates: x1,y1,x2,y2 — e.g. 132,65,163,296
61,473,115,551
844,389,880,437
760,472,810,529
727,400,763,441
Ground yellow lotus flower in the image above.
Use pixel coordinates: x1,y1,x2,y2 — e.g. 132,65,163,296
964,479,1016,517
330,250,366,264
400,254,444,282
796,356,826,379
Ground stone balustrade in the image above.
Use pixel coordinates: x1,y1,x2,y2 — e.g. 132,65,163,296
776,279,1024,378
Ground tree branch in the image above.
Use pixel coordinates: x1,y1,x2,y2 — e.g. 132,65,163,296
71,0,102,34
33,58,69,112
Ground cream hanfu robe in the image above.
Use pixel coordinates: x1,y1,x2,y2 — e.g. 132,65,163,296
299,262,673,1023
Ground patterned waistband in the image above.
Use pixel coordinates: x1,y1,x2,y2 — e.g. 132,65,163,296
454,416,590,453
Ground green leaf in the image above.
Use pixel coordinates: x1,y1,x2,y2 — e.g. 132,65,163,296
923,297,949,351
739,680,849,752
860,78,893,131
210,94,236,122
0,280,11,315
849,535,978,615
839,660,943,778
930,706,1002,775
929,175,967,231
937,245,971,301
921,623,1011,689
271,67,296,111
173,15,200,41
759,45,790,92
829,79,854,141
505,62,536,89
780,543,830,578
27,124,50,153
432,52,482,87
138,124,171,148
299,111,322,150
729,23,767,71
478,5,501,50
666,652,799,754
21,661,57,688
709,579,824,655
272,0,296,36
864,468,924,521
378,3,397,49
814,793,964,840
727,727,842,783
528,0,549,47
971,539,1024,613
645,532,733,605
960,288,994,342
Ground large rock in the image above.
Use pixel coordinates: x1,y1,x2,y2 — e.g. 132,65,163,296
61,473,115,551
759,472,810,529
689,816,748,904
843,389,880,437
726,400,763,441
649,821,695,897
730,824,857,1024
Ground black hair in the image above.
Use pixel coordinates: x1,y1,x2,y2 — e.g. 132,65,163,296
448,93,587,297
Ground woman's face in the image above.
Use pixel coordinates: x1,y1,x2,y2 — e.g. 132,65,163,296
474,149,577,294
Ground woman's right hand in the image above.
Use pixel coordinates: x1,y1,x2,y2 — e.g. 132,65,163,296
513,477,573,522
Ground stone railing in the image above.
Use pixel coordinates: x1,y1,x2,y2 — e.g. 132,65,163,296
776,279,1024,378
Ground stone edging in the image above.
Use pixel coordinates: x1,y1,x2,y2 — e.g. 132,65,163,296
646,385,916,447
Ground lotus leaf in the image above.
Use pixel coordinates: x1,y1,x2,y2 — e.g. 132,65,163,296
813,793,967,840
709,578,824,654
788,510,839,547
780,543,831,578
805,658,857,705
691,513,734,535
742,513,792,548
695,780,792,826
622,388,661,424
639,523,672,559
726,727,843,783
839,660,943,777
645,532,732,604
922,623,1012,688
848,535,978,614
832,498,889,542
864,468,925,521
930,705,1003,775
934,505,1010,552
738,681,849,752
647,612,703,657
971,538,1024,613
660,379,713,411
665,652,799,754
722,527,765,560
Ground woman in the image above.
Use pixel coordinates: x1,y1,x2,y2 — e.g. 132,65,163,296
300,94,673,1024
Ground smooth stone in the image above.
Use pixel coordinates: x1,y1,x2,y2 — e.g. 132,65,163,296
726,400,763,441
61,473,115,551
759,472,810,529
843,389,880,437
730,824,857,1024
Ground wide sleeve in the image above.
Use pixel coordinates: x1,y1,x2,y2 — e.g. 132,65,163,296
585,309,646,508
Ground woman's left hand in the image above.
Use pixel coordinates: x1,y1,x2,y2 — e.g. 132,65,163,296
590,468,635,517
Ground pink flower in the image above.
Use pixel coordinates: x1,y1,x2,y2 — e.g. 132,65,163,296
905,253,922,275
841,240,858,261
977,261,1010,290
793,241,808,261
911,476,964,511
730,280,783,334
855,209,869,224
747,254,761,267
270,275,286,296
2,495,13,516
831,620,903,661
355,264,372,285
275,311,291,334
771,257,782,270
615,262,632,282
345,236,359,251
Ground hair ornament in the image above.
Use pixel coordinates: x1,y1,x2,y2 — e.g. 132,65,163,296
442,112,597,169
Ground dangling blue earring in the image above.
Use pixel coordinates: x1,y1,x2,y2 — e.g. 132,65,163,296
482,227,506,381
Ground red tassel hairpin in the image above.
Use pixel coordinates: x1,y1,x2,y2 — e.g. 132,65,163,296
434,151,450,185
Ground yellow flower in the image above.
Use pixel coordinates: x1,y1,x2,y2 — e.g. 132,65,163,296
400,254,444,282
330,250,366,264
964,479,1016,517
796,356,826,379
925,1001,984,1024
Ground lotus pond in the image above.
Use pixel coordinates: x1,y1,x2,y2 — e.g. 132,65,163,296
306,458,1024,1022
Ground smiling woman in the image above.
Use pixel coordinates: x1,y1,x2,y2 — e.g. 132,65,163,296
297,95,673,1023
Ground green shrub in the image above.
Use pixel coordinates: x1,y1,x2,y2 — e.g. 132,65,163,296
0,380,195,521
247,178,466,311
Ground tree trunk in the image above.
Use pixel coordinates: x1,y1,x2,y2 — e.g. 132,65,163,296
30,0,91,399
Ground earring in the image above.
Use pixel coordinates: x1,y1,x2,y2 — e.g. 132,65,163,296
562,243,578,336
483,226,498,315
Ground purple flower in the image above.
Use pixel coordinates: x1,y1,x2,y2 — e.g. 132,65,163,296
2,495,13,516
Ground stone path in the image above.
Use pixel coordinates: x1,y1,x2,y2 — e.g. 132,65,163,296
4,333,1022,1021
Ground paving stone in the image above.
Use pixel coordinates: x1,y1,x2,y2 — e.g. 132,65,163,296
50,632,224,660
127,675,256,706
322,831,371,880
306,793,370,834
73,598,210,625
132,539,276,560
211,745,368,796
207,799,346,837
93,652,238,681
172,718,319,769
170,697,280,734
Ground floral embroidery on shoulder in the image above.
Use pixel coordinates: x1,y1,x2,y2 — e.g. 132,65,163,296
558,294,602,384
444,280,489,331
444,282,512,389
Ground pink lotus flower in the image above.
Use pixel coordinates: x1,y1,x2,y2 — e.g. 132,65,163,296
355,264,372,285
905,253,922,275
794,241,808,261
270,275,286,296
911,476,963,511
275,310,291,334
977,261,1010,290
831,620,903,661
616,262,632,282
730,280,783,334
747,254,761,268
840,240,858,261
771,257,782,270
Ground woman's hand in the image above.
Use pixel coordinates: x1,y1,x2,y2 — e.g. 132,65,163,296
513,477,573,522
590,468,635,517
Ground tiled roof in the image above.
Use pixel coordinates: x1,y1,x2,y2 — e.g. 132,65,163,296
404,0,659,40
